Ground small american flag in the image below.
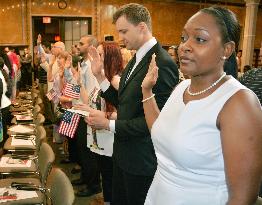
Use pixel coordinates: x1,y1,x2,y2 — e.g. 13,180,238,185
58,110,80,138
46,88,57,101
63,83,80,99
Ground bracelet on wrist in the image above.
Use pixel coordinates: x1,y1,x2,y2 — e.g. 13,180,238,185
142,93,155,103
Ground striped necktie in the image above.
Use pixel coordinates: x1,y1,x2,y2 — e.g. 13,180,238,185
125,54,136,83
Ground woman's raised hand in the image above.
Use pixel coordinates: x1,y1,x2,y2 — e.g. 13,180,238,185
65,55,72,69
40,53,46,64
88,46,104,78
37,34,41,45
141,54,159,91
49,55,56,66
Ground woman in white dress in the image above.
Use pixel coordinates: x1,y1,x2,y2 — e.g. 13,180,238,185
141,6,262,205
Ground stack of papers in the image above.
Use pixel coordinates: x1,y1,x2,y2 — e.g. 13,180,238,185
8,125,34,134
0,188,37,203
15,115,33,121
11,136,36,146
18,91,31,97
10,106,27,111
13,110,33,116
0,157,32,168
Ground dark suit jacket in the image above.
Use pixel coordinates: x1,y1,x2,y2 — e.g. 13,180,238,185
102,42,179,176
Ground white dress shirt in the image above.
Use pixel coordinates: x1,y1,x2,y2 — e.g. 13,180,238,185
0,71,11,108
81,59,99,95
47,60,59,91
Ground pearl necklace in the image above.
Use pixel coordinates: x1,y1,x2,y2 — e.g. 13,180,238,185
187,72,226,96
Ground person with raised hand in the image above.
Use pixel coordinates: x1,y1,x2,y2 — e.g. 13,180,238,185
142,6,262,205
87,3,179,205
74,41,123,203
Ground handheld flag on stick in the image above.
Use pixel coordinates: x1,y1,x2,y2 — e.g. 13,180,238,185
58,110,80,138
63,83,80,99
46,88,57,101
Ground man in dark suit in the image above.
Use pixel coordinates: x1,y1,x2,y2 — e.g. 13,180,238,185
86,3,179,205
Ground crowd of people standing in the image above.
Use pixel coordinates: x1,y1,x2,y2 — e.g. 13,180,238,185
0,3,261,205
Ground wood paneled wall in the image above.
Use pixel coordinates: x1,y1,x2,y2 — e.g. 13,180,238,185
31,0,93,16
0,0,94,46
0,0,261,48
100,0,201,46
255,9,262,48
0,1,24,45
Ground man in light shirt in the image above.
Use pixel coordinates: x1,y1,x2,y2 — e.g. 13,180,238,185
67,35,102,197
46,41,65,90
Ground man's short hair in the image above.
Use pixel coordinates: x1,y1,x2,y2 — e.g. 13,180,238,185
80,35,98,48
113,3,152,32
87,36,98,47
54,41,65,51
169,45,178,51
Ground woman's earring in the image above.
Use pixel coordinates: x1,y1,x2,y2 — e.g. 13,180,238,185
222,56,227,60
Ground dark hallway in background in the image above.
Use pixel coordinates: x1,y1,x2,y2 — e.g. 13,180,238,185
32,16,92,51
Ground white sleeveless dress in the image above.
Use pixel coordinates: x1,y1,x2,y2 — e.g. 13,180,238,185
144,78,247,205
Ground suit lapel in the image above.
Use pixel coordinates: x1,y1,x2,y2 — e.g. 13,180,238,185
119,43,159,95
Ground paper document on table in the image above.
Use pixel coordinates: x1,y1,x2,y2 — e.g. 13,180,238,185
8,125,34,134
19,91,31,96
12,110,32,116
0,188,37,203
66,108,89,117
0,157,32,167
15,115,33,121
11,136,36,146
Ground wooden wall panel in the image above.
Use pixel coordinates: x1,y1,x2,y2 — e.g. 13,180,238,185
99,2,119,42
0,0,94,45
149,2,199,46
31,0,93,16
99,0,259,47
99,0,201,46
0,1,24,44
0,0,261,49
255,9,262,48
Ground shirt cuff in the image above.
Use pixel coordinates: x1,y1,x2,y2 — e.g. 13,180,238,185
109,120,116,133
100,79,110,92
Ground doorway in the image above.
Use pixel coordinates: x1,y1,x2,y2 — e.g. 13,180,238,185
32,16,92,51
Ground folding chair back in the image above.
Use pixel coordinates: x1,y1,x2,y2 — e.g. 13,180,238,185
48,168,75,205
38,142,55,184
